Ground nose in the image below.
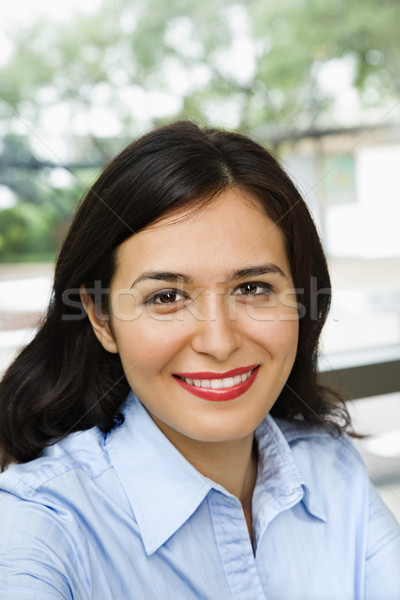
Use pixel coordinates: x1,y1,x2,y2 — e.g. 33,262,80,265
190,295,241,362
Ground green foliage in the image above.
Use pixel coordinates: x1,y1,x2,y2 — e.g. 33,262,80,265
247,0,400,127
0,194,78,260
1,0,398,137
0,0,399,260
0,160,86,259
0,203,52,257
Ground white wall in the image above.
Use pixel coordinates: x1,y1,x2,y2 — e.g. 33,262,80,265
284,144,400,258
326,145,400,258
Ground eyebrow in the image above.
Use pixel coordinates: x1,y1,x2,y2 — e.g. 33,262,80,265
130,263,287,288
228,263,287,280
130,272,194,288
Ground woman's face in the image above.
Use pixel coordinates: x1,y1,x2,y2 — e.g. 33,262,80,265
92,188,299,447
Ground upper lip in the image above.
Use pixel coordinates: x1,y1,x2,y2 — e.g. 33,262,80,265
173,365,259,379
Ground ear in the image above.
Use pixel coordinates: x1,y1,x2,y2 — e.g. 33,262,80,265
80,286,118,354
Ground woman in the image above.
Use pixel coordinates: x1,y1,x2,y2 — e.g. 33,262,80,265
0,121,399,599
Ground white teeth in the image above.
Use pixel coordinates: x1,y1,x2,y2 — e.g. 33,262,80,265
181,369,254,390
211,379,223,389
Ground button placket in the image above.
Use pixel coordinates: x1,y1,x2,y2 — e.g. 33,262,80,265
208,490,267,600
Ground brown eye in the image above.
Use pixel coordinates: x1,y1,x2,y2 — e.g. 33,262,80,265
234,282,273,296
147,290,187,305
240,283,258,295
157,292,178,304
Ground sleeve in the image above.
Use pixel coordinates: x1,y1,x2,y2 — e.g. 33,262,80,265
365,480,400,600
0,491,88,600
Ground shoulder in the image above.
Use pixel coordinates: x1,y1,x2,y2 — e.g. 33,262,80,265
272,417,370,506
0,437,98,600
275,417,365,472
0,424,114,593
0,425,112,500
268,418,400,596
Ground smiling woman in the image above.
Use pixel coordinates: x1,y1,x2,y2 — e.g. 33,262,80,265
0,122,399,599
84,189,299,453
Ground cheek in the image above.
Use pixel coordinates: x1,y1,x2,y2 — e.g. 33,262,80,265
113,317,189,377
247,312,299,357
268,294,299,357
278,320,299,361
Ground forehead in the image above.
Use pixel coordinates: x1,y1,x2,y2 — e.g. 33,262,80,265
115,188,291,279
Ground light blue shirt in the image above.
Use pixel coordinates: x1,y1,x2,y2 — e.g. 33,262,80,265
0,393,399,600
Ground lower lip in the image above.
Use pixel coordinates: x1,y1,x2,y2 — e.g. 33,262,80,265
173,367,259,401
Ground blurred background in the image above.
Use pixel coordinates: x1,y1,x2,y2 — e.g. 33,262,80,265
0,0,399,518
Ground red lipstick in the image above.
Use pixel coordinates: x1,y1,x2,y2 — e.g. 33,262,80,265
173,365,259,402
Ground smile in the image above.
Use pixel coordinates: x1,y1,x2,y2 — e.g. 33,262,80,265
173,365,259,401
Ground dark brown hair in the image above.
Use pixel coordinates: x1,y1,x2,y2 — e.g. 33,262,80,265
0,121,350,469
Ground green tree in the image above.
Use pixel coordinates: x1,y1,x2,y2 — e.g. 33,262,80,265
1,0,399,261
0,135,88,258
246,0,400,130
0,0,398,145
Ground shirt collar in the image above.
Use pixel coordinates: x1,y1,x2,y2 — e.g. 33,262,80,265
106,393,212,555
106,394,327,554
254,415,327,526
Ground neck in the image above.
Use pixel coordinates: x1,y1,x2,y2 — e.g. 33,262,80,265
151,414,258,507
150,414,258,547
183,436,258,507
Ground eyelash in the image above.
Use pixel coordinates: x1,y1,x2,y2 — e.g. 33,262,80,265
233,282,273,297
146,290,188,305
146,282,273,305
